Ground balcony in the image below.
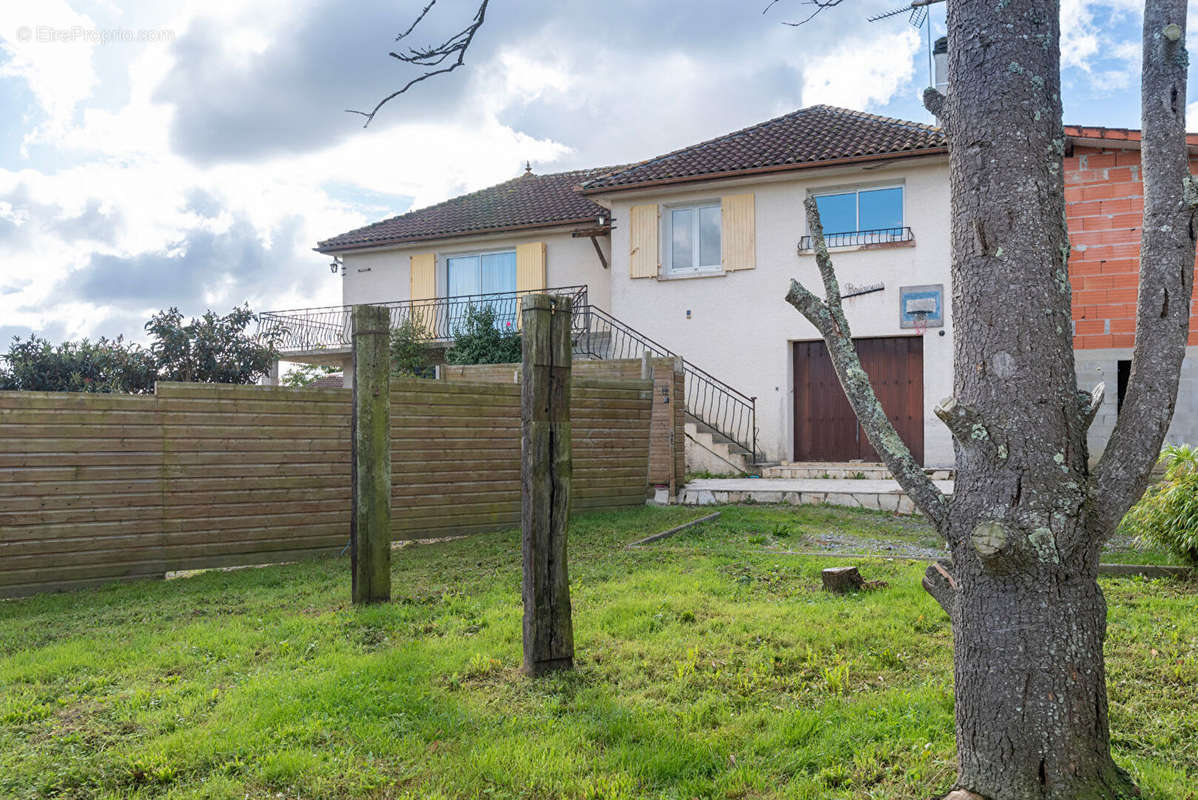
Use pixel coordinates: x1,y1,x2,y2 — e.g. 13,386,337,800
798,226,915,251
256,286,589,356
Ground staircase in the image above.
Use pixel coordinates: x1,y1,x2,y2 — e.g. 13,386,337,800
685,418,757,475
569,304,760,463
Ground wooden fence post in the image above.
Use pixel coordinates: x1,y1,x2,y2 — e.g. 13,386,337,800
521,293,574,675
351,304,391,605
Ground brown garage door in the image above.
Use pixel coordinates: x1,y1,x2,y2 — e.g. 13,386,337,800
792,337,924,464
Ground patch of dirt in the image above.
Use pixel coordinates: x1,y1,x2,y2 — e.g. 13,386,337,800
790,532,946,561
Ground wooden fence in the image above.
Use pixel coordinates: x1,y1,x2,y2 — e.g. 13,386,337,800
441,357,684,489
0,377,651,598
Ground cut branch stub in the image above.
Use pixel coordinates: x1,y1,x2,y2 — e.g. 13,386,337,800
923,87,946,119
935,395,1008,462
970,520,1023,573
922,561,958,617
1080,382,1105,430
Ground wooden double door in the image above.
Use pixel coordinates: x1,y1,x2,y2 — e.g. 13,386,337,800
792,337,924,464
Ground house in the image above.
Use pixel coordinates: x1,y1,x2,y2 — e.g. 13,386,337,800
262,105,1198,470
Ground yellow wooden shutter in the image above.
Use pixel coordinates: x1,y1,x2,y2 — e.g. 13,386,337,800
721,193,756,271
629,204,660,278
515,242,547,292
409,253,436,299
409,252,436,333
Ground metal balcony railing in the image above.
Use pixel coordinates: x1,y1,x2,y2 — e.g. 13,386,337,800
258,286,758,462
256,286,589,353
798,226,914,250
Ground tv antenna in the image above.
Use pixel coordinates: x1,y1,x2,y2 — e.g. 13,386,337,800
868,0,945,90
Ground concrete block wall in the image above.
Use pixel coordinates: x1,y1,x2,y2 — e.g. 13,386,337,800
1075,346,1198,458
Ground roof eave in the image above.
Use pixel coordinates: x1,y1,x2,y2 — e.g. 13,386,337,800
315,216,604,255
579,147,949,195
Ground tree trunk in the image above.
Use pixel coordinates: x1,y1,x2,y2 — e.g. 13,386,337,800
949,539,1132,798
930,0,1139,793
786,0,1192,792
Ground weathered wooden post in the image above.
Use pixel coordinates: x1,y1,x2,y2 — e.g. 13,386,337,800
351,304,391,604
520,293,574,675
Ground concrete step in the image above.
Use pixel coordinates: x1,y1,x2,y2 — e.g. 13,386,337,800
762,462,954,481
684,422,752,475
678,477,956,515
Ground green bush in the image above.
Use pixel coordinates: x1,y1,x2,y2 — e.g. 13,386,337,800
0,335,157,393
1122,443,1198,566
445,305,521,365
0,305,278,393
390,316,434,377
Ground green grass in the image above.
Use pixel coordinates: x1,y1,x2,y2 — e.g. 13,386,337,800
0,504,1195,799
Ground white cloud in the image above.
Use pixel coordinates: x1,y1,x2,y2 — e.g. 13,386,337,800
800,29,920,110
0,0,100,147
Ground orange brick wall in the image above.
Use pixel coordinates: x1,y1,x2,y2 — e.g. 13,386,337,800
1065,145,1198,349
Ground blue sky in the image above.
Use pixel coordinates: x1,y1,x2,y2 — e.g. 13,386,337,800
0,0,1177,342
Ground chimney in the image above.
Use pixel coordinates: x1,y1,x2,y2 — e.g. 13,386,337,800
933,36,948,95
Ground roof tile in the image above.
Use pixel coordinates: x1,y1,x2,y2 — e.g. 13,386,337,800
317,166,620,252
581,105,945,192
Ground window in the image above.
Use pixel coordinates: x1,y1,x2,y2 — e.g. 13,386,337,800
445,250,518,330
811,186,905,247
446,250,517,296
667,203,721,273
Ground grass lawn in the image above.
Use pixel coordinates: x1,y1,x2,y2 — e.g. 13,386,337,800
0,504,1194,799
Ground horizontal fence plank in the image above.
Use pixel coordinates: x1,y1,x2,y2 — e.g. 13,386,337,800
0,373,653,597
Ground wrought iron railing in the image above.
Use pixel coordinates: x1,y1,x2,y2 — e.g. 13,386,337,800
571,306,758,462
256,286,589,352
798,226,914,250
258,286,758,461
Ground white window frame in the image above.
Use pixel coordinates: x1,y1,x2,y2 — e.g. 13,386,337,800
808,183,906,242
443,247,518,297
663,201,722,275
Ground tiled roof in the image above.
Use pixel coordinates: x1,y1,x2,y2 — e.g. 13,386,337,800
581,105,946,192
308,373,344,388
316,167,620,252
1064,124,1198,147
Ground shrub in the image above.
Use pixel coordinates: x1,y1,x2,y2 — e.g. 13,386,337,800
0,335,157,393
0,305,278,393
147,305,277,385
390,316,434,377
445,305,521,365
1122,443,1198,566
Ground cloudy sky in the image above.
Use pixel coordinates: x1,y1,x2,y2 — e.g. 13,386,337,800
0,0,1174,344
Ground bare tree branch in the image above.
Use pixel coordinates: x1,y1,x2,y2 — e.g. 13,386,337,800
1092,0,1198,529
347,0,490,128
762,0,845,26
786,197,950,529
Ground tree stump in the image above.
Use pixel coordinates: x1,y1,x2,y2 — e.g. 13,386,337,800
821,566,865,593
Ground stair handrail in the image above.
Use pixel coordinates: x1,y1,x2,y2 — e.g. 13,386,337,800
572,305,758,462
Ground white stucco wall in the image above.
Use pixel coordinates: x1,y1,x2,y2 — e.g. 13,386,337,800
595,157,954,466
339,226,612,309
